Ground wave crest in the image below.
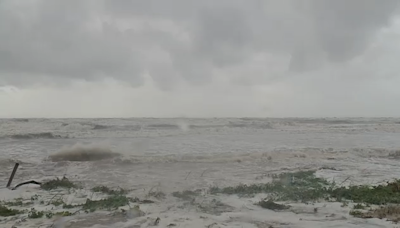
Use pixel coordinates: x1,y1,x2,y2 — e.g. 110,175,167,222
49,143,121,162
8,132,64,139
92,124,110,130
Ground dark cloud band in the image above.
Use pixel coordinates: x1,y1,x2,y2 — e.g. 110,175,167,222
0,0,399,87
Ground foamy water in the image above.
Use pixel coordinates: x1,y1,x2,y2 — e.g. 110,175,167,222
1,118,400,227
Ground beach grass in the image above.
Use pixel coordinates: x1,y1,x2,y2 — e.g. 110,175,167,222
0,177,150,220
209,170,400,223
3,171,400,223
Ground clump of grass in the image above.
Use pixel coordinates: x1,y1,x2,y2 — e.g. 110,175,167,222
45,212,53,219
31,194,39,201
341,201,349,207
330,180,400,205
28,208,44,219
197,199,234,215
147,190,166,200
172,190,200,201
210,170,400,222
92,186,128,195
63,203,77,209
0,205,23,217
2,200,74,220
3,198,32,207
56,211,73,216
45,211,73,218
48,198,77,209
257,199,290,211
50,198,64,207
1,183,153,221
210,170,331,202
4,198,23,207
41,177,77,190
353,203,366,210
349,210,367,218
211,170,400,206
350,205,400,223
82,195,131,212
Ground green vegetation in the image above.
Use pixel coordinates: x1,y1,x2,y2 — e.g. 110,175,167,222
147,190,166,200
330,180,400,205
210,170,400,205
0,205,23,217
49,198,64,206
92,185,128,195
82,195,132,212
28,208,44,219
350,205,400,223
41,177,77,190
45,211,73,218
3,198,32,207
210,170,400,223
257,199,290,211
172,190,200,201
210,170,332,202
353,203,366,210
197,199,234,215
0,177,153,221
5,171,400,224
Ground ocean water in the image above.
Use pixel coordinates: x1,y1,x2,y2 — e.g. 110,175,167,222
1,118,400,227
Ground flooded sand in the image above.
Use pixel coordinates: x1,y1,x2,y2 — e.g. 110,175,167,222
1,118,400,227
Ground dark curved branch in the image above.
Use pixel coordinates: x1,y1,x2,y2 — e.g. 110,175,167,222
12,180,42,190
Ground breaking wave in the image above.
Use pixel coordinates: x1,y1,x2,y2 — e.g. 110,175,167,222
147,124,181,129
227,122,273,129
49,143,121,162
11,118,30,122
7,132,65,139
109,147,400,165
116,152,273,164
92,124,110,130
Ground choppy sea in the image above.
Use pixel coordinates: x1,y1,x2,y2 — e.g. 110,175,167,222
1,118,400,227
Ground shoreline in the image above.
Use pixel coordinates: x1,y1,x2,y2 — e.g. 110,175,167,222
1,168,399,228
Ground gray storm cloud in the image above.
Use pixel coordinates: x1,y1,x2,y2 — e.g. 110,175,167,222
0,0,399,87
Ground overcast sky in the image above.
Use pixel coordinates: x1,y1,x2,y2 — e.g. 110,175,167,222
1,0,400,118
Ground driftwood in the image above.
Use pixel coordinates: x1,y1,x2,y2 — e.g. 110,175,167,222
12,180,42,190
6,163,42,190
6,163,19,188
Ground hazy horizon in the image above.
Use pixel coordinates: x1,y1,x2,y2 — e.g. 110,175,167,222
3,116,400,118
1,0,400,118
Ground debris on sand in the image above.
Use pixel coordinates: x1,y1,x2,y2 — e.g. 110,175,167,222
257,199,290,211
